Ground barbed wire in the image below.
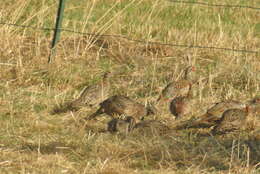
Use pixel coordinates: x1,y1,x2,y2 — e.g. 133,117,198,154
0,22,53,32
168,0,260,10
0,21,259,55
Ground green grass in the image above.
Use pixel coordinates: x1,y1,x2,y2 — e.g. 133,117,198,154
0,0,260,173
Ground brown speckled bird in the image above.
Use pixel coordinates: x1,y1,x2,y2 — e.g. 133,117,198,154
107,116,136,134
70,72,112,108
247,96,260,105
249,129,260,140
193,100,246,128
169,84,193,119
174,100,246,129
211,107,249,135
52,72,112,114
133,120,171,136
246,96,260,116
157,66,195,103
252,97,260,104
249,104,260,116
85,95,157,122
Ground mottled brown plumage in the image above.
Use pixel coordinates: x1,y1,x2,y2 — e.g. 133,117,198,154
247,96,260,116
169,84,193,119
248,129,260,140
133,120,171,136
211,107,249,135
173,100,246,130
249,104,260,116
85,95,157,122
157,66,195,103
70,72,112,108
107,118,170,135
252,97,260,104
192,100,246,128
107,116,136,134
247,96,260,105
51,72,112,114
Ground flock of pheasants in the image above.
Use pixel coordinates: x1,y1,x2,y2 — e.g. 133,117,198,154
53,66,260,135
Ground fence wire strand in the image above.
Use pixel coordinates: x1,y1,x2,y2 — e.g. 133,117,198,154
1,1,260,55
0,21,259,55
168,0,260,10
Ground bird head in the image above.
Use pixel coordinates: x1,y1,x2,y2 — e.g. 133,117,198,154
252,96,260,104
184,66,195,80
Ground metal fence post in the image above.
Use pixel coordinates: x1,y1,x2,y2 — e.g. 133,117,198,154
48,0,66,63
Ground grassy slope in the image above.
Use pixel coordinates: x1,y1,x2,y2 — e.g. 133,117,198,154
0,0,260,173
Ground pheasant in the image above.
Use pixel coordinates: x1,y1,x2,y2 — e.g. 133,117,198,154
133,120,171,136
174,100,246,129
51,72,112,114
252,97,260,104
70,72,112,108
85,95,157,122
211,107,249,135
248,129,260,140
107,116,136,134
157,66,195,103
247,96,260,105
169,84,193,119
246,96,260,115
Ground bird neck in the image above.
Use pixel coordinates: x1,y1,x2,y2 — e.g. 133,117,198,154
245,105,251,116
186,84,193,98
102,74,110,84
183,67,191,80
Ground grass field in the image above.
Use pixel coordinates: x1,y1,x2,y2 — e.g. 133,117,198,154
0,0,260,173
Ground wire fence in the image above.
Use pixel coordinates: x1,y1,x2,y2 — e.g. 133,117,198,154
168,0,260,10
0,1,259,55
0,21,258,55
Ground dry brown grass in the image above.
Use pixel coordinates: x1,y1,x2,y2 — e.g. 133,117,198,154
0,0,260,173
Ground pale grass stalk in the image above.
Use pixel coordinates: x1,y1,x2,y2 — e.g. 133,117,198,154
93,0,140,36
0,63,16,66
18,151,26,174
228,140,235,174
147,55,158,101
83,0,125,50
246,146,250,168
77,0,98,56
9,0,30,24
144,0,161,39
217,13,224,45
37,134,41,160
